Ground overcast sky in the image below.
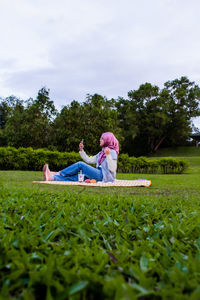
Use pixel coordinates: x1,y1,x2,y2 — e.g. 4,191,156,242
0,0,200,126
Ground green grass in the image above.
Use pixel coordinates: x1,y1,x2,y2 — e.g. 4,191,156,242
0,158,200,300
149,145,200,157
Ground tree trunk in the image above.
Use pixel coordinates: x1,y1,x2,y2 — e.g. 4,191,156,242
154,136,166,152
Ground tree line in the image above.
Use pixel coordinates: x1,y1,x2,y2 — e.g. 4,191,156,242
0,76,200,156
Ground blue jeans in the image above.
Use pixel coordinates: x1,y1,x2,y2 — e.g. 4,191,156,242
53,161,103,181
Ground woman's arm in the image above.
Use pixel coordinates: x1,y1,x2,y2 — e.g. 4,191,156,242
79,150,97,164
106,154,117,172
104,147,117,172
79,140,97,164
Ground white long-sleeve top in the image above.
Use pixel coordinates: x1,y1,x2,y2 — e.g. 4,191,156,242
79,149,117,181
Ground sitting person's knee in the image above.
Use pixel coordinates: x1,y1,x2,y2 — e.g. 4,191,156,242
77,161,86,168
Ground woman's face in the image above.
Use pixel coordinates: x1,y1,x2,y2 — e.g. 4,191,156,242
100,138,104,147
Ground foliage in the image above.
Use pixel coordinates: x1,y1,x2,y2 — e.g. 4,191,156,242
52,94,122,153
162,77,200,147
120,77,200,155
117,154,188,174
1,77,200,156
2,88,57,149
115,97,138,153
0,97,13,129
0,147,80,171
0,147,188,174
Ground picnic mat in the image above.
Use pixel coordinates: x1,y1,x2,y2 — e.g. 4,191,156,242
33,179,152,187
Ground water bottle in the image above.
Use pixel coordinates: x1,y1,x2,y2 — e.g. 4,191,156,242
78,169,84,182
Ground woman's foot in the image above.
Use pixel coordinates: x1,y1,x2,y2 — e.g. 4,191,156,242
51,172,57,176
43,164,52,181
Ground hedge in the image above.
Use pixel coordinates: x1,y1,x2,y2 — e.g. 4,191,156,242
0,147,188,174
117,154,188,174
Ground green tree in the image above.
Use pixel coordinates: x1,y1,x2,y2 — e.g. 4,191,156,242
123,83,162,155
0,99,11,129
162,76,200,147
121,77,200,155
52,94,122,154
4,88,57,148
2,97,25,147
115,97,138,154
82,94,122,154
52,100,83,152
0,96,18,145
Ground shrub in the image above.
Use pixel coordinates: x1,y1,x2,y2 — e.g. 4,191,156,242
0,147,188,174
0,147,80,171
117,155,188,174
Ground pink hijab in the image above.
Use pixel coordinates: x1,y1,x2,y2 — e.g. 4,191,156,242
98,132,119,165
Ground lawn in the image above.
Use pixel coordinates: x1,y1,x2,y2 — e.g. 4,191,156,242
149,145,200,157
0,155,200,300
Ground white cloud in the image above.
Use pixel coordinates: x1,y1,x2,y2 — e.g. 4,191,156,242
0,0,200,125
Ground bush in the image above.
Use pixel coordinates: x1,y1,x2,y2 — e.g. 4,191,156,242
0,147,188,174
117,154,188,174
0,147,80,171
159,157,189,174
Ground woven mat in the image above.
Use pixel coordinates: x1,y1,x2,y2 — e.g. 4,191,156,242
33,179,152,187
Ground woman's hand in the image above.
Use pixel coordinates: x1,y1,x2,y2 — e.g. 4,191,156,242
104,147,110,155
79,141,84,151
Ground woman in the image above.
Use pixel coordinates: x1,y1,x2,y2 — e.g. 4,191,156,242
43,132,119,182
